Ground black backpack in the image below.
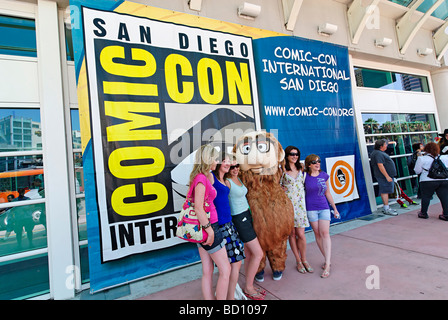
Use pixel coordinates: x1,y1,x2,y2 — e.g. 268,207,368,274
426,155,448,179
407,152,418,175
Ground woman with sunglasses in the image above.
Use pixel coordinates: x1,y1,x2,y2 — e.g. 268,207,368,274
280,146,313,274
304,154,340,278
212,153,246,300
225,158,265,300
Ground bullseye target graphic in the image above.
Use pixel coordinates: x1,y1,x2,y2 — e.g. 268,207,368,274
326,156,359,204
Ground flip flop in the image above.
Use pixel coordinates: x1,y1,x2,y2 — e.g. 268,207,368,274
256,288,267,295
321,269,330,278
321,265,330,278
243,290,266,300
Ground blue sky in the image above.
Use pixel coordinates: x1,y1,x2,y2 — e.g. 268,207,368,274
0,108,81,131
0,109,40,122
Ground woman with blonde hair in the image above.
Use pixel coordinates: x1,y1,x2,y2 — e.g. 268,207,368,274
189,144,231,300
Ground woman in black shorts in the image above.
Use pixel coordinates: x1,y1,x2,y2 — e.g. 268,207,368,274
225,159,266,300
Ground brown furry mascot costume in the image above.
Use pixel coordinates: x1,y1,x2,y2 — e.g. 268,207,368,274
233,131,294,280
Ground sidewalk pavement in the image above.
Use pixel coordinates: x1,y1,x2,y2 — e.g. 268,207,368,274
138,202,448,300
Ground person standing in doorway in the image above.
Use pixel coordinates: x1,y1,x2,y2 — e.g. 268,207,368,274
370,139,398,216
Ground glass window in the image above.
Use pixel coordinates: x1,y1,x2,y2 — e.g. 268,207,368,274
354,67,430,93
79,244,90,284
0,109,42,152
70,111,85,235
387,0,448,22
363,112,438,204
69,109,89,284
70,109,81,150
0,201,47,256
64,23,74,62
362,113,436,136
0,154,44,194
73,153,83,193
0,15,37,58
388,0,413,6
0,253,49,299
77,197,86,241
73,151,85,241
0,106,46,298
417,0,448,20
0,154,46,256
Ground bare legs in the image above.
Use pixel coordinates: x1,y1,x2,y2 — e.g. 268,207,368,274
242,237,264,295
310,220,331,277
198,246,231,300
380,193,389,206
228,261,242,300
289,227,311,272
198,238,264,300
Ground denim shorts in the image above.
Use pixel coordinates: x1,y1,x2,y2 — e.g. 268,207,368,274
307,209,331,222
377,177,394,194
198,222,226,254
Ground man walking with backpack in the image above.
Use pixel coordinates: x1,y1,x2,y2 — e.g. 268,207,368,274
414,142,448,221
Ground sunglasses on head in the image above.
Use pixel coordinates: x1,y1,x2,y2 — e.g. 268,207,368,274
288,152,299,157
310,159,321,164
230,164,240,170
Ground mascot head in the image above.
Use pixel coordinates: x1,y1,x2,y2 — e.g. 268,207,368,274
233,131,285,175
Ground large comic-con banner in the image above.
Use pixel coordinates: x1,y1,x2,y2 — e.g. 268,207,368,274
70,0,370,292
70,0,265,292
253,36,370,222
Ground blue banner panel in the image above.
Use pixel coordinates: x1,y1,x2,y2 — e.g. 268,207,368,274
252,36,371,222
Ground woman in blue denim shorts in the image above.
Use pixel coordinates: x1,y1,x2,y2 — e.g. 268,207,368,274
304,154,340,278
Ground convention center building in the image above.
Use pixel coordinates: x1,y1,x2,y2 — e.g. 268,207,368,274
0,0,447,300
